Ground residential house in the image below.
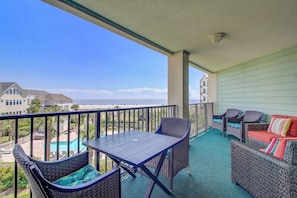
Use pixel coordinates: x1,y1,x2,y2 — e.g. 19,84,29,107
44,93,73,111
26,89,73,111
0,82,29,115
0,83,73,115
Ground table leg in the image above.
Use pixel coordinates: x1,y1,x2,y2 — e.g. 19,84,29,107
140,151,171,198
110,156,137,178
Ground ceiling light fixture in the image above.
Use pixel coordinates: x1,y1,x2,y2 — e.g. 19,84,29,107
208,32,226,43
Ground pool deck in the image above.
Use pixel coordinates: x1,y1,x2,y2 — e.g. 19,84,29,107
0,131,79,162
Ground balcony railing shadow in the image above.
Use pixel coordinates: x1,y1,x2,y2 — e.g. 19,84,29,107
0,103,214,197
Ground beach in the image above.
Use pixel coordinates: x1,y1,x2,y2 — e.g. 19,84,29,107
78,104,160,110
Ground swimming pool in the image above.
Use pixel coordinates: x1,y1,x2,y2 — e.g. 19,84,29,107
50,138,86,151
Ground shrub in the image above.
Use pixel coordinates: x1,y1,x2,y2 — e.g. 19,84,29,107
0,166,28,191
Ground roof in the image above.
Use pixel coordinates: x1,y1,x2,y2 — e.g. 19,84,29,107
25,89,72,103
0,82,27,97
0,82,15,93
25,89,49,101
45,93,72,102
43,0,297,73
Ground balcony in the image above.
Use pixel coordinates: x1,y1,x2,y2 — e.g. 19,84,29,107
0,103,220,198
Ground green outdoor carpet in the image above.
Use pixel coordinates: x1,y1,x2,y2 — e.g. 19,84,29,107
121,129,252,198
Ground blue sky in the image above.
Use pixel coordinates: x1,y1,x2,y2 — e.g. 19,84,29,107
0,0,205,100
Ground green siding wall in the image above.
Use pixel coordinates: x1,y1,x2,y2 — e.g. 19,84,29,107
217,45,297,121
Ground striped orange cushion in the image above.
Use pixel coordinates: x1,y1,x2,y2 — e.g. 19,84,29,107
265,137,297,159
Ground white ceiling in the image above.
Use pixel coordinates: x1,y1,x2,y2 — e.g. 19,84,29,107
43,0,297,73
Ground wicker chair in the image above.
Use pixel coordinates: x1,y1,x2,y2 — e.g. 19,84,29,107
231,140,297,197
212,108,240,136
13,144,121,198
145,118,191,190
226,110,262,142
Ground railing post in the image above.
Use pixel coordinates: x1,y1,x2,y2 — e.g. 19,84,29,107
95,111,100,171
195,104,199,136
14,119,18,198
145,108,150,132
203,103,208,131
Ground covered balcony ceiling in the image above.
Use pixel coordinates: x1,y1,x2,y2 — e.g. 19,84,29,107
44,0,297,73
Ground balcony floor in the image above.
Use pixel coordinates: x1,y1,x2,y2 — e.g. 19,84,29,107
121,129,252,198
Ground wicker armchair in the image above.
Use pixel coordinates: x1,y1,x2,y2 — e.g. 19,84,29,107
212,108,240,136
13,144,121,198
231,140,297,197
226,110,262,142
145,118,191,190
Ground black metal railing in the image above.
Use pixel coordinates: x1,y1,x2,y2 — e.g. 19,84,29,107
0,103,213,197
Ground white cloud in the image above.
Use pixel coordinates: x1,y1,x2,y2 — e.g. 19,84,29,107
43,87,167,99
47,88,113,95
38,86,199,100
44,88,115,99
189,86,200,99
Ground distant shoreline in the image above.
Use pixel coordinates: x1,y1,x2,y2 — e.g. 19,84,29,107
73,99,167,106
73,99,199,106
78,104,161,110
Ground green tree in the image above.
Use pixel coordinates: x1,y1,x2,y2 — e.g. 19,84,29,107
27,98,42,113
0,120,15,141
71,104,79,111
47,104,61,112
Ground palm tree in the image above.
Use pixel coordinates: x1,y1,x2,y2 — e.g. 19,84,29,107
27,98,42,113
71,104,79,111
48,104,61,112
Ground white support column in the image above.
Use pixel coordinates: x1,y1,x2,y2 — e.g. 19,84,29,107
168,51,189,119
207,73,217,113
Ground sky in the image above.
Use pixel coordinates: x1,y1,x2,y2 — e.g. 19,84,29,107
0,0,205,100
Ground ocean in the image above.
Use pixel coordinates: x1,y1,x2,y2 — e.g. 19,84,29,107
73,99,200,105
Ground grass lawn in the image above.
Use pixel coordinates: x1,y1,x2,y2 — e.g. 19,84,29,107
0,136,10,144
